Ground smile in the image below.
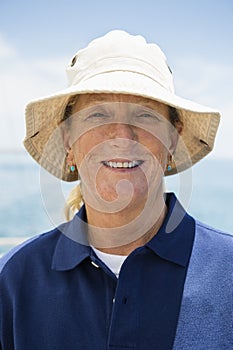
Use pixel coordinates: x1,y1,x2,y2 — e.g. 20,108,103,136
102,160,143,169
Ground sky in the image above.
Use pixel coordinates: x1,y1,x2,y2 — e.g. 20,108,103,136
0,0,233,159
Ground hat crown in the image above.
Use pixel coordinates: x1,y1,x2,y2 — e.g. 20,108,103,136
24,30,220,182
66,30,174,93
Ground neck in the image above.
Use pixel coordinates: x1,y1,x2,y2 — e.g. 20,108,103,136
85,190,167,255
96,205,167,255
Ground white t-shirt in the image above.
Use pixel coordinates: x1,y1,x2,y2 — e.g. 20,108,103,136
91,246,127,278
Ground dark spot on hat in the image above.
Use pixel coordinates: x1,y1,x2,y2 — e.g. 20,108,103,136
71,55,77,67
31,131,39,138
200,139,208,146
167,64,172,74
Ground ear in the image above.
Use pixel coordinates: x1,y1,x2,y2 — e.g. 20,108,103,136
66,149,76,168
60,123,71,151
168,121,183,154
59,124,75,168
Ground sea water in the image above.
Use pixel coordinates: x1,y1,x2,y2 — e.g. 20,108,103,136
0,151,232,255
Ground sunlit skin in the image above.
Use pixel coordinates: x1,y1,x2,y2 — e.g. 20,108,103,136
65,93,180,254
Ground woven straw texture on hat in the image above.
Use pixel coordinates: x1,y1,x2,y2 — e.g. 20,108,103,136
24,93,220,182
23,30,220,181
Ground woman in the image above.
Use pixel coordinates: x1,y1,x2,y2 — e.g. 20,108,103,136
0,30,232,350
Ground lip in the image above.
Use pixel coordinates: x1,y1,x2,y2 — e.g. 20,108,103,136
102,159,144,171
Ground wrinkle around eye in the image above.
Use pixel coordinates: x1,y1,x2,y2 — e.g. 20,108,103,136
87,112,107,119
78,112,112,124
135,113,162,123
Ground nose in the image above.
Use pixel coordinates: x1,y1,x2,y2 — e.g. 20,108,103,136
109,123,137,140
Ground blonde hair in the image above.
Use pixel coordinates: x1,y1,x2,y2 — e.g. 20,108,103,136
64,182,84,221
62,94,83,221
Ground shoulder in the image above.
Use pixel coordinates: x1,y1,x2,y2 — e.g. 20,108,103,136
185,220,233,291
194,220,233,259
195,220,233,241
0,227,62,275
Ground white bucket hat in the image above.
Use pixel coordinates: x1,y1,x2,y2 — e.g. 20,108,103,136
24,30,220,181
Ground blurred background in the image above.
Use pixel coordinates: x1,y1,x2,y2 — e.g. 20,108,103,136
0,0,233,255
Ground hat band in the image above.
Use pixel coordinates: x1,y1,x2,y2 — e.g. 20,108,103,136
67,57,174,93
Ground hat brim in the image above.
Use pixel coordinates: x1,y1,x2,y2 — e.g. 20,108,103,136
24,71,220,181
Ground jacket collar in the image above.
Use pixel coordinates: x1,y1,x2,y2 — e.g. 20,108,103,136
52,193,195,271
145,193,195,267
52,206,91,271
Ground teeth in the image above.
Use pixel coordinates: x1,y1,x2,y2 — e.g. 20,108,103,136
103,160,142,168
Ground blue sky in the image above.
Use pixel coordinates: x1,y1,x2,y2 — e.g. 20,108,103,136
0,0,233,158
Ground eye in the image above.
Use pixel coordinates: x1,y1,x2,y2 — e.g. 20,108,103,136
137,112,161,122
138,113,154,118
81,105,111,122
87,112,106,119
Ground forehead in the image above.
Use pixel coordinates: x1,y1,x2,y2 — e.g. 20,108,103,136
72,93,169,117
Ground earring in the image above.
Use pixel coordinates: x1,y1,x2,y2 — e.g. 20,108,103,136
167,156,173,172
70,165,76,173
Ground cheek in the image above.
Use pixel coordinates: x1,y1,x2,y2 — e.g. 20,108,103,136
71,130,103,165
139,131,169,160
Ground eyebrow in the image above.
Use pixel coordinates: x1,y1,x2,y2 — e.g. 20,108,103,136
87,94,157,107
87,95,109,103
136,100,155,108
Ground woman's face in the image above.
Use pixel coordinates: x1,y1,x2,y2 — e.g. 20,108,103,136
67,93,176,213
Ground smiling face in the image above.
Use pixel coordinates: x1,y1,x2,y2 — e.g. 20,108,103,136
66,93,176,221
